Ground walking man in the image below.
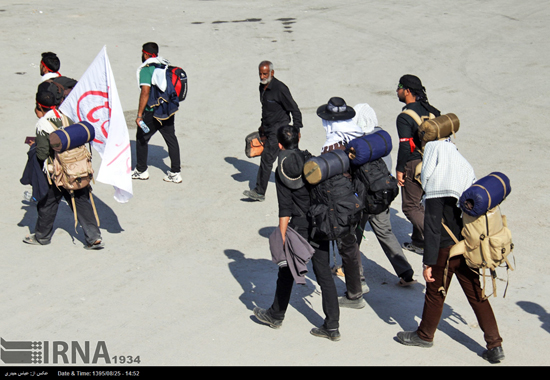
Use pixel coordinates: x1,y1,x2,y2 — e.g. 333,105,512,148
243,61,302,201
396,140,505,363
253,125,341,341
132,42,182,183
395,75,441,254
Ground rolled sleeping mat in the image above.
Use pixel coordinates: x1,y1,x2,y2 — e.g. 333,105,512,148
459,172,511,217
346,129,392,166
49,121,95,153
418,113,460,143
303,149,350,185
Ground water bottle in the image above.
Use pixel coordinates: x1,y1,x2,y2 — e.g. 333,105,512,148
139,120,150,133
23,190,36,202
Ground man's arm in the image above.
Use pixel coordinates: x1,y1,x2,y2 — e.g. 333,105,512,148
279,216,290,245
135,85,150,128
279,85,302,128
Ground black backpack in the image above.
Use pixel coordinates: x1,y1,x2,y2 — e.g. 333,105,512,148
38,76,78,105
352,158,399,215
308,173,364,241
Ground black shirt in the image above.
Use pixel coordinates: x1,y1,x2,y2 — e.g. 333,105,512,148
423,197,464,266
275,151,310,229
396,102,433,173
260,77,302,134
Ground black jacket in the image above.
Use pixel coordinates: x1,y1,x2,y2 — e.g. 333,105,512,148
260,77,302,134
423,197,463,266
396,102,435,173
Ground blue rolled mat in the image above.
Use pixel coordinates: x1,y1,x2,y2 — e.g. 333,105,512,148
347,129,392,166
49,121,95,152
459,172,511,217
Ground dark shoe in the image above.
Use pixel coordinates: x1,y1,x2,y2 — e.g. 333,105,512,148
396,331,433,348
402,242,424,254
482,346,505,363
310,326,341,341
84,240,105,250
253,307,282,329
23,234,48,246
338,294,366,309
243,189,265,202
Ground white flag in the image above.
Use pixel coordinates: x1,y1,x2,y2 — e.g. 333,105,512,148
60,46,133,203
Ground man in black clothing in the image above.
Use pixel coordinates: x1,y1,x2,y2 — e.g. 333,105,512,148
253,125,341,341
243,61,302,202
395,75,440,254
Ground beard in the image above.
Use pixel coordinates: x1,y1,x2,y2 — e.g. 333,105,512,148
260,74,272,85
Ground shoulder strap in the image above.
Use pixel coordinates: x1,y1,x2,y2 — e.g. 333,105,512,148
400,109,436,126
438,220,463,296
401,109,423,126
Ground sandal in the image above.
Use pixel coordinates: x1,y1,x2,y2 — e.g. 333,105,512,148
84,240,105,250
23,234,44,246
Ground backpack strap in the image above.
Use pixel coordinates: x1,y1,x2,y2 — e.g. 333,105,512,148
399,110,434,154
438,221,462,296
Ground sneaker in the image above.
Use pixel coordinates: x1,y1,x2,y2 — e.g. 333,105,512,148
84,240,105,250
398,277,418,287
310,326,341,341
396,331,433,348
243,189,265,202
163,171,182,183
132,168,149,180
338,294,366,309
482,346,505,363
402,242,424,254
253,307,282,329
361,279,370,294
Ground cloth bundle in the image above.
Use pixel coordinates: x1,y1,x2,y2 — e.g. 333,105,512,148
49,121,95,153
459,172,511,217
346,129,392,166
303,149,350,185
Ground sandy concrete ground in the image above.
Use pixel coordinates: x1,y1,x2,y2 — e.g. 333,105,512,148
1,0,549,367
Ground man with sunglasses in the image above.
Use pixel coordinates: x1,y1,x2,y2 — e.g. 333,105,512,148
395,75,441,255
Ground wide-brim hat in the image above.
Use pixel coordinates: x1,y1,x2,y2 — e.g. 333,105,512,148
277,149,306,189
317,97,356,121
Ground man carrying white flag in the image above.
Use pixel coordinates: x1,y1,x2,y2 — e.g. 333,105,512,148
60,46,133,203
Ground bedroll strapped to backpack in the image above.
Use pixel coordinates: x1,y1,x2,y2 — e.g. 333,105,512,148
46,116,99,231
440,205,514,300
308,173,364,242
303,149,350,185
352,158,399,215
418,113,460,146
401,110,459,184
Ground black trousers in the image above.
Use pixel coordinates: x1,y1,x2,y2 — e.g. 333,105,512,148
34,184,101,246
268,224,341,330
254,133,279,195
135,112,181,173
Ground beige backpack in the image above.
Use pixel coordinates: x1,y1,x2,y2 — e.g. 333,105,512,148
46,115,99,230
440,206,514,299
